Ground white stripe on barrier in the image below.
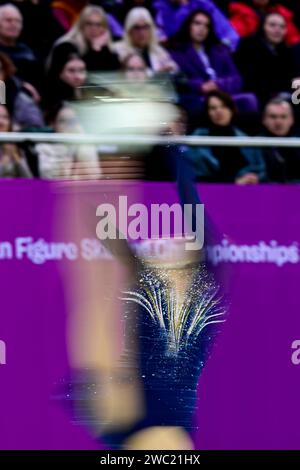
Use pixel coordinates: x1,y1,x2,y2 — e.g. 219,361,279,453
0,132,300,147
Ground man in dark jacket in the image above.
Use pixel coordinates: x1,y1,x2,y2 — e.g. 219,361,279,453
0,4,42,90
260,97,300,182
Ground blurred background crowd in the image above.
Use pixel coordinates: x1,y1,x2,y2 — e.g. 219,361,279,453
0,0,300,183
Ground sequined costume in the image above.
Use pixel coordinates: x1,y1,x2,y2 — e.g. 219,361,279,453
60,144,228,449
99,259,226,448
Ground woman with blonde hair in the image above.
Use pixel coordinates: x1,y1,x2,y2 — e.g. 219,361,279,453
50,5,120,72
112,7,179,74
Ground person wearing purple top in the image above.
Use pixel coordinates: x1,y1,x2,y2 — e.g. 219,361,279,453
154,0,240,50
169,9,257,118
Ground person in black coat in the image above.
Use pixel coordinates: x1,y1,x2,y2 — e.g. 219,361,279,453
49,4,121,73
260,97,300,182
234,12,294,106
0,3,43,91
0,0,64,60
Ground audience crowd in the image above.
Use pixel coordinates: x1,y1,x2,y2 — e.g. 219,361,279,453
0,0,300,183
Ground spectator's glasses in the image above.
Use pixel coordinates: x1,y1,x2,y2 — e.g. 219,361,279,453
84,21,105,28
131,24,151,32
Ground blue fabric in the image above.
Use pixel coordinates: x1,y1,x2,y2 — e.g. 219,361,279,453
196,47,217,80
171,43,242,95
101,263,222,449
187,127,266,181
107,13,123,39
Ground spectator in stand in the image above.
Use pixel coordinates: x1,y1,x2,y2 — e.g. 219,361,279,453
260,97,300,182
112,7,179,74
51,0,123,39
169,9,258,119
0,0,64,59
0,104,32,177
0,52,44,128
186,90,266,183
234,12,294,106
44,50,88,112
120,52,178,102
229,0,300,45
34,104,100,179
123,52,149,82
50,5,121,73
0,4,42,91
153,0,239,50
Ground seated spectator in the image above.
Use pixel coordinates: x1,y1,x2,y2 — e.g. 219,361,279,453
117,52,178,112
0,3,42,90
169,9,257,119
153,0,239,50
123,52,149,83
2,0,64,59
187,90,266,183
44,51,88,111
50,5,121,73
0,104,32,178
51,0,123,39
112,7,178,74
234,12,294,106
229,0,300,45
122,52,155,96
34,104,100,180
0,52,44,128
260,97,300,182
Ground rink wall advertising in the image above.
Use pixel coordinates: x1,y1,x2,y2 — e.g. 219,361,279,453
0,181,299,449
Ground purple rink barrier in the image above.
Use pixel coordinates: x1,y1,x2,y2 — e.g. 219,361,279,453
0,180,300,450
